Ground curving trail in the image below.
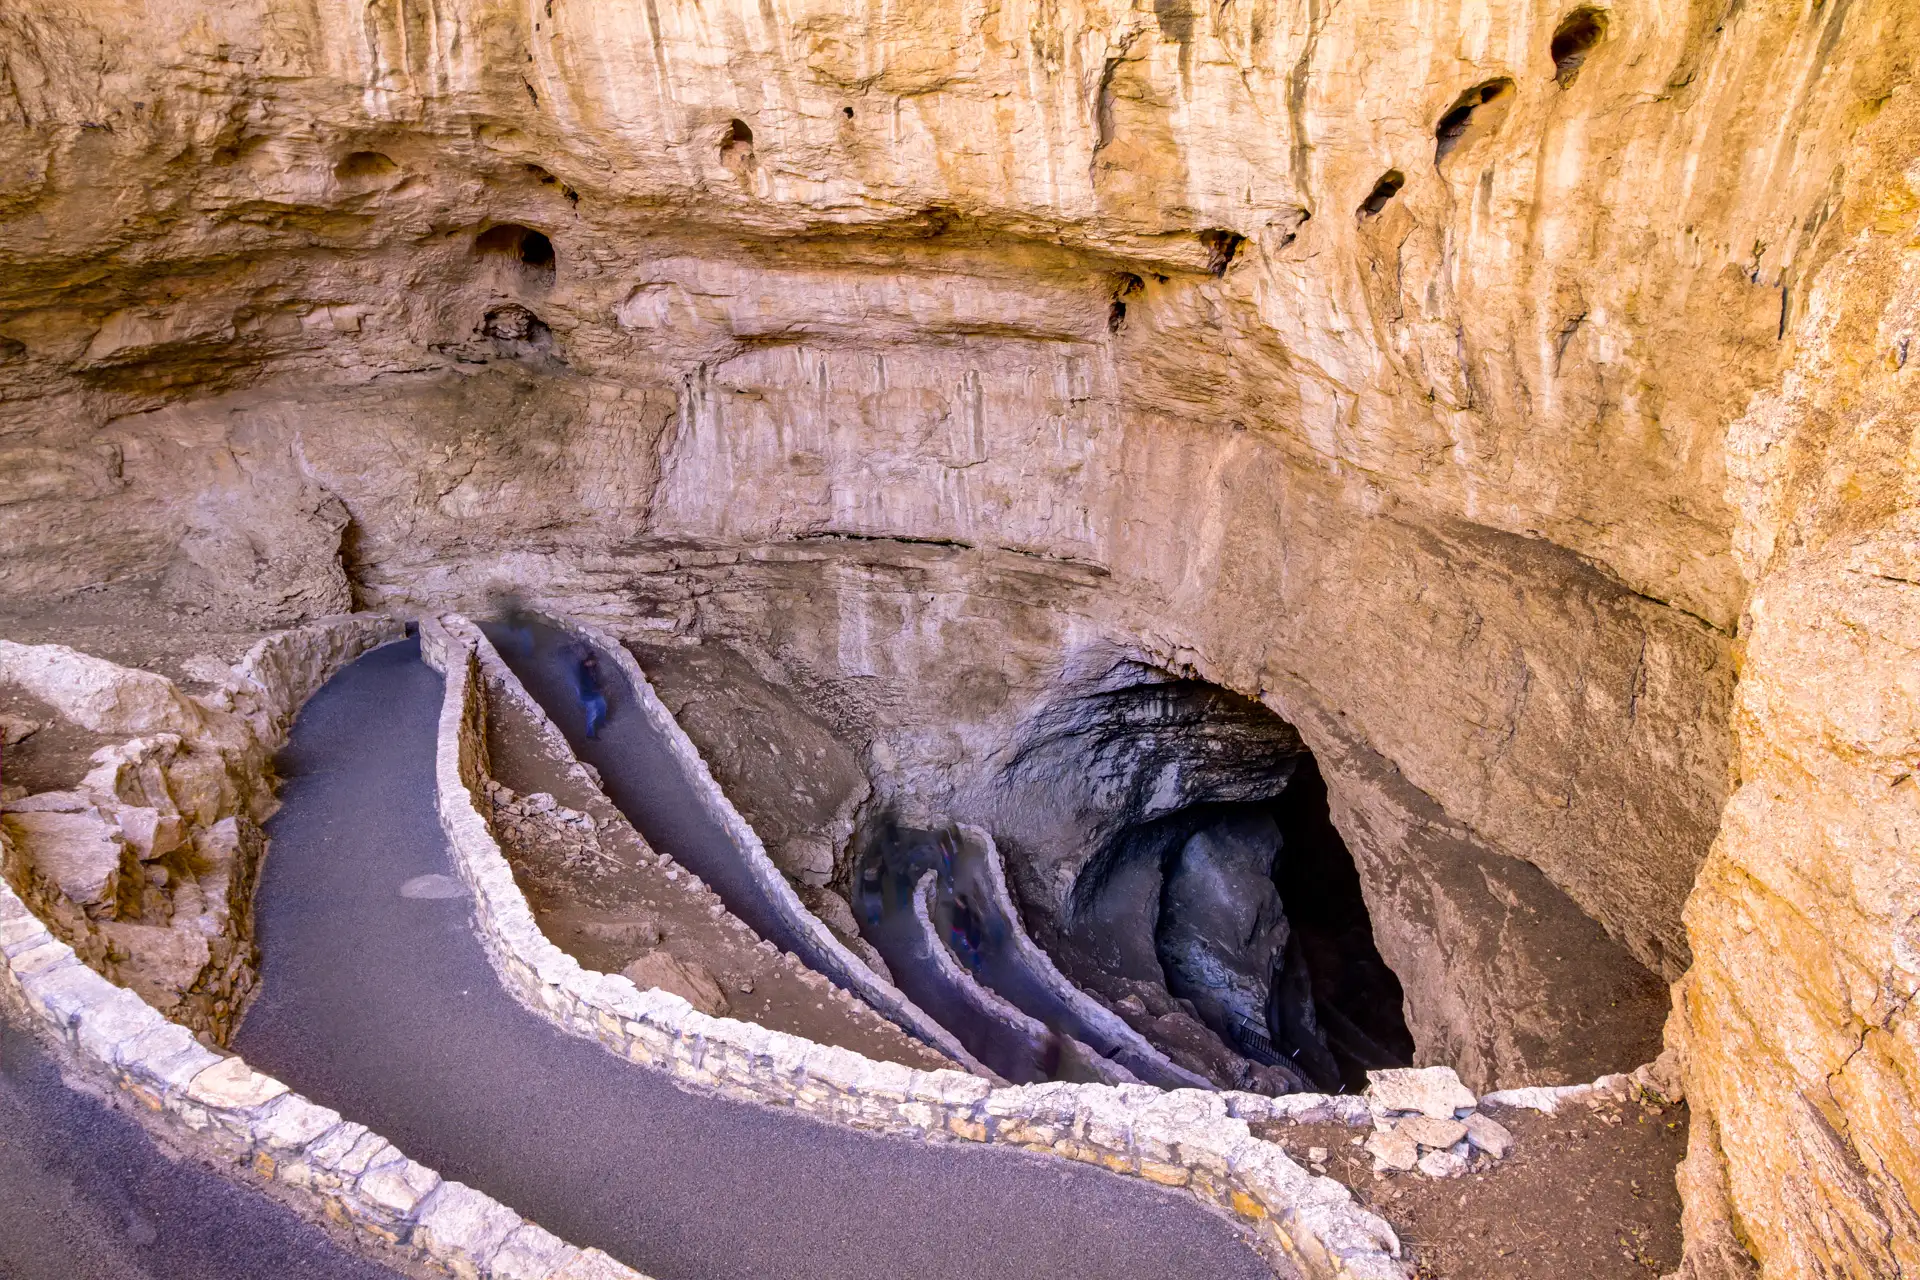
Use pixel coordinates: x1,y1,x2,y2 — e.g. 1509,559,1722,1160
233,639,1271,1280
492,618,1127,1087
480,619,809,958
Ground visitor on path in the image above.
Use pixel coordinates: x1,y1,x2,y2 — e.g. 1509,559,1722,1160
567,641,609,738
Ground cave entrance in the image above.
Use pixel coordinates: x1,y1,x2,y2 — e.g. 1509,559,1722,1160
1148,757,1414,1094
991,666,1412,1094
1265,756,1416,1089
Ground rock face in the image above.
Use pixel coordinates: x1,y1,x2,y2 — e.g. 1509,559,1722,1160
0,618,401,1038
1670,95,1920,1280
0,1,1915,1273
1157,812,1331,1086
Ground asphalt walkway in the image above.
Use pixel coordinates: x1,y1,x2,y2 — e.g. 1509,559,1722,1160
231,639,1270,1280
0,1012,402,1280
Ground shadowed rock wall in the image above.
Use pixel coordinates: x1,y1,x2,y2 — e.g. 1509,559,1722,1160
1,1,1916,1273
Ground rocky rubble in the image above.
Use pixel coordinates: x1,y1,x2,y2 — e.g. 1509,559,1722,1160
1361,1067,1512,1180
619,949,730,1018
0,617,402,1039
483,781,615,875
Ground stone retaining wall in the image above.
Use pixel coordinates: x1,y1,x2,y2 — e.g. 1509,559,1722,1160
906,866,1134,1085
0,860,649,1280
0,618,649,1280
0,614,405,1040
453,614,990,1073
963,822,1214,1090
556,615,984,1068
422,616,1409,1280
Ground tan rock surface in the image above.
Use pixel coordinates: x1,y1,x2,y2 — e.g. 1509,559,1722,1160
0,0,1915,1272
1672,91,1920,1280
621,950,731,1018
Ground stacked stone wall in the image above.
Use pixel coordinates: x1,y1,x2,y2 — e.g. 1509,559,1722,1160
421,616,1409,1280
0,862,650,1280
0,614,652,1280
0,614,405,1039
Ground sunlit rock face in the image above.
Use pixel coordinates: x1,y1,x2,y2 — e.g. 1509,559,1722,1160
0,1,1915,1274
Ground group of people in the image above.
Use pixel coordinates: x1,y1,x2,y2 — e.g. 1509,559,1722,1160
854,822,1003,967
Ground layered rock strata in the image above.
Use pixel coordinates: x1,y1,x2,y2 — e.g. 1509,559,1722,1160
0,617,402,1037
1,2,1915,1274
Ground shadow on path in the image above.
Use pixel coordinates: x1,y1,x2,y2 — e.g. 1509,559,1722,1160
233,640,1271,1280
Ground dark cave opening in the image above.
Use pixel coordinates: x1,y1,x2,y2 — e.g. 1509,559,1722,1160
1551,8,1608,87
474,223,557,280
1358,169,1406,218
997,668,1414,1094
1144,764,1414,1094
1265,755,1417,1089
1434,78,1515,164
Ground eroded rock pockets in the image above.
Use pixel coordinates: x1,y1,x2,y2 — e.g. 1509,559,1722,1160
1550,9,1608,88
1434,79,1516,166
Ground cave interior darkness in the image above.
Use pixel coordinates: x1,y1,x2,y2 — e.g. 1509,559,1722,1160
1000,671,1415,1094
1111,758,1414,1094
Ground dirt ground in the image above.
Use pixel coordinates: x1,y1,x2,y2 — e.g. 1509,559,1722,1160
0,592,268,691
0,592,268,798
0,684,117,796
624,637,871,887
479,674,955,1072
1256,1096,1688,1279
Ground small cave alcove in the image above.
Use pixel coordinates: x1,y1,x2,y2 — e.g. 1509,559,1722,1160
1551,8,1608,87
720,118,755,175
1434,78,1516,165
333,150,399,183
474,223,557,283
1358,169,1406,219
983,665,1414,1094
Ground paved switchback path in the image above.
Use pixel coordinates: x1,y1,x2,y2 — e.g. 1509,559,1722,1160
233,640,1272,1280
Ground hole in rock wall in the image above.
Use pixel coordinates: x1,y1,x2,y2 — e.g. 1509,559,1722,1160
474,223,556,282
1199,228,1245,276
986,666,1414,1094
721,118,755,174
333,150,398,182
1434,78,1516,165
1135,777,1415,1094
521,162,579,203
1358,169,1406,218
1265,756,1417,1089
1109,272,1144,333
479,303,552,352
1551,8,1608,87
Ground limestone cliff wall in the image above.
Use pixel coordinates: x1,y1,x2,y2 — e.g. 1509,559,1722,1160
0,1,1916,1273
1673,93,1920,1280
